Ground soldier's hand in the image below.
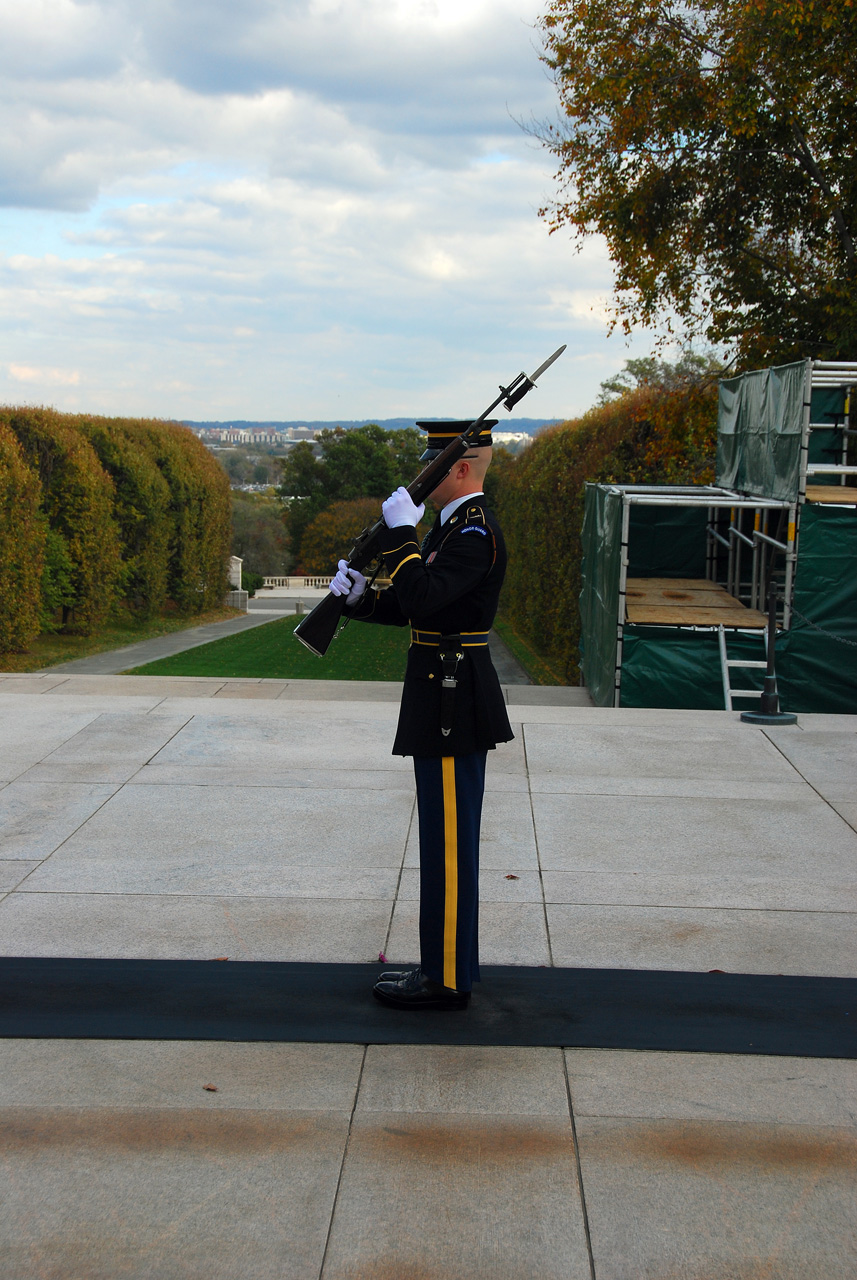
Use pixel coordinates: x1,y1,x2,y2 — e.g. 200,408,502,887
329,560,367,605
382,486,425,528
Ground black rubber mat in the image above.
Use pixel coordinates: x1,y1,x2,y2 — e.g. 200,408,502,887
1,959,854,1057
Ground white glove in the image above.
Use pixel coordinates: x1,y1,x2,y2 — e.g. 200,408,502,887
328,559,367,605
382,486,425,529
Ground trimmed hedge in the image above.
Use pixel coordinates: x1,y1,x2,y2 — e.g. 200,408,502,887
495,382,718,682
5,408,124,635
0,407,232,651
0,423,45,652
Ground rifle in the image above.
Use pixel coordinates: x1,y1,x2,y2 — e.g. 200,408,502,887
293,345,566,657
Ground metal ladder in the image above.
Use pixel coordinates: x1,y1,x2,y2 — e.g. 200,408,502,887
717,626,768,710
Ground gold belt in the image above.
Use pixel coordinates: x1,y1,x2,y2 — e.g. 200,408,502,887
410,628,490,647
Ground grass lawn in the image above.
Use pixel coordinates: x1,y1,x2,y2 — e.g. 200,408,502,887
0,605,243,673
125,614,411,680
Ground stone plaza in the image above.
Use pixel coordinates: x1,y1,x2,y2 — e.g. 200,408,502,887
0,669,855,1278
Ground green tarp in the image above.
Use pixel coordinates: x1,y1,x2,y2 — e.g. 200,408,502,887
628,505,708,578
579,484,623,707
580,487,857,713
717,361,806,500
717,362,848,498
619,507,857,712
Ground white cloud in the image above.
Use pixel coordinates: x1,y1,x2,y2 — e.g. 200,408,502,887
0,0,655,420
9,363,80,385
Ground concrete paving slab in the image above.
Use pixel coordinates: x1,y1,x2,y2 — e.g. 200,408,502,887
506,685,592,705
321,1111,591,1280
149,712,412,772
22,783,413,884
574,1115,857,1280
531,792,857,877
0,893,393,961
165,696,405,722
831,801,857,831
0,1106,350,1280
387,899,551,968
405,786,538,869
529,772,816,800
564,1048,857,1127
0,704,103,780
546,903,857,976
523,721,798,781
0,1039,364,1110
24,860,403,900
398,866,544,903
131,763,415,789
357,1044,569,1115
17,711,192,785
272,679,404,701
763,730,857,802
47,674,227,696
211,682,287,698
542,870,857,911
0,674,71,693
0,782,117,860
788,714,857,731
0,860,40,891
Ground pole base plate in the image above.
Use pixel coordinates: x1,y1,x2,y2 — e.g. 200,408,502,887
740,711,798,725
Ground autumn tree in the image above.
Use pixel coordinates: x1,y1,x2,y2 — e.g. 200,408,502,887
277,425,424,561
231,493,292,577
537,0,857,365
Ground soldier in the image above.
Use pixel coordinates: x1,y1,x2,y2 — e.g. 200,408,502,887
328,420,513,1010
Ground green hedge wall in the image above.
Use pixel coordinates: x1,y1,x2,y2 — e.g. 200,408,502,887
0,408,232,650
494,382,718,682
0,422,45,652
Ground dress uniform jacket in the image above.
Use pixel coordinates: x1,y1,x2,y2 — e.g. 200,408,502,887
348,496,514,757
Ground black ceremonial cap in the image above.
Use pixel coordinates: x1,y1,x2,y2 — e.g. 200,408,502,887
415,420,498,461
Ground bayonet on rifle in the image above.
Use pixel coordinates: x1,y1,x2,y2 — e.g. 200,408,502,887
293,345,566,657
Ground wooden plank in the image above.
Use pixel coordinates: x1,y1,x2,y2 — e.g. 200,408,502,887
625,588,738,608
626,578,729,593
805,485,857,505
627,604,767,627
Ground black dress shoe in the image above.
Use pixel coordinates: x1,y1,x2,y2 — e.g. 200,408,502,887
372,967,470,1010
378,965,419,982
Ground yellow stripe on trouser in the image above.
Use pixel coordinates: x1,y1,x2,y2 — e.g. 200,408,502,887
441,756,458,989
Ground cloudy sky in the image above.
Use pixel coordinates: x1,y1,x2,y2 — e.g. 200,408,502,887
0,0,655,422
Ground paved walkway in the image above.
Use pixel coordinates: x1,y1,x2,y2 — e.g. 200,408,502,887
49,589,534,684
0,674,854,1278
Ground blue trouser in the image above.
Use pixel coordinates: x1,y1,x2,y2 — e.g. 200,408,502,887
412,751,487,992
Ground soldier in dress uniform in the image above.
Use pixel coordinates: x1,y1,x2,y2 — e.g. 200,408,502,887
328,420,513,1009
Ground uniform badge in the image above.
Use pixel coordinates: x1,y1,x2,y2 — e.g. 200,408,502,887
427,551,437,563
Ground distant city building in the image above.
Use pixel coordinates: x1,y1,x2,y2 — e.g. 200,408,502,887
492,432,533,448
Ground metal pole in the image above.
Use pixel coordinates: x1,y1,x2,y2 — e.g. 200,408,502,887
740,586,798,725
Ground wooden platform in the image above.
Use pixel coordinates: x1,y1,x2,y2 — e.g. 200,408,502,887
805,484,857,505
625,579,767,628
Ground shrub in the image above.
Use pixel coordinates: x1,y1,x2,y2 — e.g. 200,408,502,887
75,417,173,617
0,422,45,652
241,570,265,597
127,421,231,613
495,381,718,681
3,408,124,634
